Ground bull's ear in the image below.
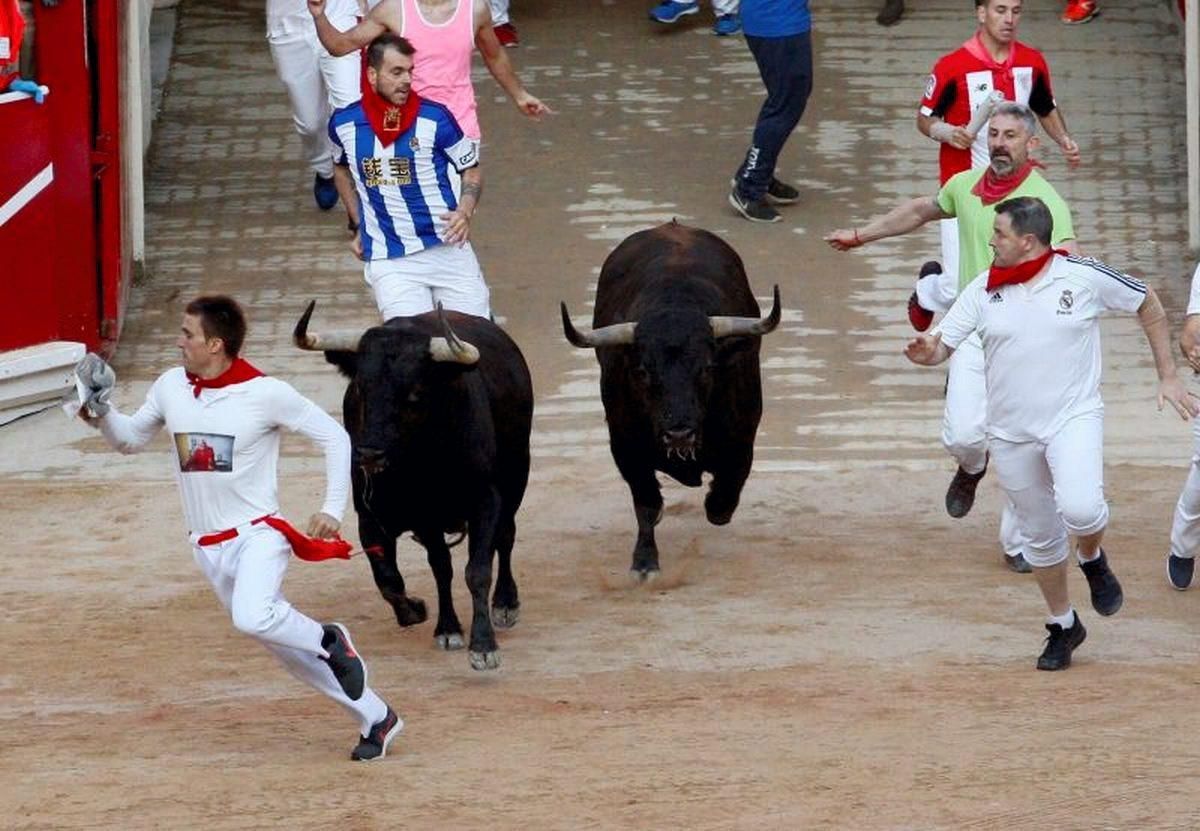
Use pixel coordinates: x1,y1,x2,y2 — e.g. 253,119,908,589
323,350,359,378
715,335,757,364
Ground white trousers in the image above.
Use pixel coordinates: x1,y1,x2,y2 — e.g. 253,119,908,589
365,242,492,320
268,23,361,178
988,411,1109,568
943,335,1025,557
915,218,961,314
192,523,388,735
1169,417,1200,559
488,0,510,25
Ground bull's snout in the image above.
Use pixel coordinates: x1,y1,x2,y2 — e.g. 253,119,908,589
661,427,698,461
356,446,388,474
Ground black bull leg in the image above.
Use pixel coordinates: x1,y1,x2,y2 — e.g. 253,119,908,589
355,469,427,627
465,487,504,671
418,532,465,650
627,468,664,580
705,443,754,526
491,512,520,628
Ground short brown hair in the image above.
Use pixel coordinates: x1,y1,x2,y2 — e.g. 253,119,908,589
185,295,246,358
367,33,415,70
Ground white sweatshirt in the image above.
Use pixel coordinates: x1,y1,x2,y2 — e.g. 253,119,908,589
99,367,350,535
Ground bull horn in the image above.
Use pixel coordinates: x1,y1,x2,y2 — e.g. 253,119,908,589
293,300,363,352
430,303,479,364
560,302,638,348
709,285,782,338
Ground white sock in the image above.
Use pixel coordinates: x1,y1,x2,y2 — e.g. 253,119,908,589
1077,547,1102,564
1048,607,1076,629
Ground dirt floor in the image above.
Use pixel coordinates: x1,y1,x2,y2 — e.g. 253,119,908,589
4,0,1200,828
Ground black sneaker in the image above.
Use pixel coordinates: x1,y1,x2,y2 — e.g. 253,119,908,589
351,706,404,761
1168,554,1195,590
1079,549,1123,616
728,186,781,223
313,173,338,211
321,623,366,701
945,465,987,518
766,178,800,204
1036,615,1087,671
1004,552,1033,573
918,260,943,281
876,0,904,25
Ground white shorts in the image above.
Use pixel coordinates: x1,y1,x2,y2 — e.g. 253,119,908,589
365,242,491,320
988,411,1109,567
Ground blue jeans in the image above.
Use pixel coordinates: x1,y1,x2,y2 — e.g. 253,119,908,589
734,31,813,201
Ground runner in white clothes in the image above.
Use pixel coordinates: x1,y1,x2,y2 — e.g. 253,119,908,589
1167,261,1200,589
905,197,1197,671
74,295,403,761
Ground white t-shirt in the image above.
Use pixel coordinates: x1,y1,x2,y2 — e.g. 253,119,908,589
1186,261,1200,315
99,367,350,535
266,0,359,38
939,254,1148,443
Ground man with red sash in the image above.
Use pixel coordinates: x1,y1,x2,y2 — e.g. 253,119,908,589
76,295,403,761
913,0,1078,323
905,197,1196,670
824,103,1074,575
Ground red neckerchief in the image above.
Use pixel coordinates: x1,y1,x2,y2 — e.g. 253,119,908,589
971,160,1042,206
0,0,26,90
186,357,265,398
987,248,1067,292
361,84,421,148
962,32,1015,89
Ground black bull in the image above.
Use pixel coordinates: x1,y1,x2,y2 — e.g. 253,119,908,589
294,302,533,671
561,222,781,579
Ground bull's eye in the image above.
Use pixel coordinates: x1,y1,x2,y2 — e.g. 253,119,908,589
406,391,420,403
632,365,650,383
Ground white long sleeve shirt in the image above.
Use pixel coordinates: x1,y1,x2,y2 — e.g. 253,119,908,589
99,367,350,535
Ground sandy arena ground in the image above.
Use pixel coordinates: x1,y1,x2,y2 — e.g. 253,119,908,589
4,1,1200,828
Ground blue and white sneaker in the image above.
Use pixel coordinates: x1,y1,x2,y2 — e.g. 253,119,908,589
712,13,741,35
649,0,699,24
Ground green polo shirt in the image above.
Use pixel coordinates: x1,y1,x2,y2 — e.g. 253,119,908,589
937,167,1075,291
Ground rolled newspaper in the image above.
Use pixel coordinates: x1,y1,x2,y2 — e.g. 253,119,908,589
965,90,1006,138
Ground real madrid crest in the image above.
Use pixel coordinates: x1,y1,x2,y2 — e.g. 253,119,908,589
1059,289,1074,311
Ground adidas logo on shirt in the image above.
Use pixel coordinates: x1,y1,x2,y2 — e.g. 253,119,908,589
989,292,1003,303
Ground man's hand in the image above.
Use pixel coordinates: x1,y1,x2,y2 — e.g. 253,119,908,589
946,126,974,149
307,0,326,18
439,208,472,245
350,233,364,261
824,229,863,251
1158,376,1200,420
1180,316,1200,372
514,91,552,119
904,332,945,366
307,512,341,539
1059,135,1081,168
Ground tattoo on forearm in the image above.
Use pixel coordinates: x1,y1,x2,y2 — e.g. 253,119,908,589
462,182,482,202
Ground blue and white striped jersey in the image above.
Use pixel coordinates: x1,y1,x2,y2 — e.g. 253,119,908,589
329,100,479,261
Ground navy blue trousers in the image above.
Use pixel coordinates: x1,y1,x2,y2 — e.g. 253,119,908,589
734,31,813,201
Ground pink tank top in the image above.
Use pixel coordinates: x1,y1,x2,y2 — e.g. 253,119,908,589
401,0,480,139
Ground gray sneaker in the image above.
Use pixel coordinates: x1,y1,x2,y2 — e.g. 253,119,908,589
351,706,404,761
321,623,366,701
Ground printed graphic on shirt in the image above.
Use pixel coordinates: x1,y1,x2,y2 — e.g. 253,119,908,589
174,432,234,473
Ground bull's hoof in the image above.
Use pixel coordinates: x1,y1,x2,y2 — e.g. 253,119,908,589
492,604,520,629
469,649,501,671
392,596,429,627
629,567,661,583
435,632,465,651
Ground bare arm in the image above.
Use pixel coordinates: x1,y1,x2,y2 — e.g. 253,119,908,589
309,0,391,56
1138,286,1199,419
1181,314,1200,372
473,0,551,119
1036,109,1081,168
825,196,947,251
440,166,482,245
916,113,973,150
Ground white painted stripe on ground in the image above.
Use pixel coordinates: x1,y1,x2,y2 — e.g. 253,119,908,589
0,163,54,228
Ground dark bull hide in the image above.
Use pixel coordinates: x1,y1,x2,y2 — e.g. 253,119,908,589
294,301,533,671
560,222,781,579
